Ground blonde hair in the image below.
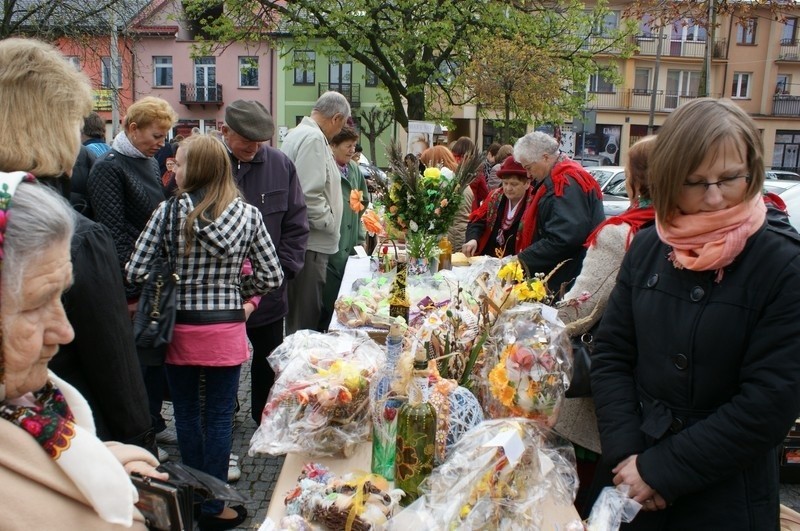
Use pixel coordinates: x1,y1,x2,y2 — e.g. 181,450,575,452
124,96,178,132
649,98,765,223
419,145,458,171
176,135,241,255
0,38,93,176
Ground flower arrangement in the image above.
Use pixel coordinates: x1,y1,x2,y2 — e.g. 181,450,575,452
374,143,483,260
249,331,385,457
479,303,571,426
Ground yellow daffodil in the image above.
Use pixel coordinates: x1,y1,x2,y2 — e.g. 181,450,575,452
513,280,547,301
498,261,524,283
318,360,363,390
423,167,441,181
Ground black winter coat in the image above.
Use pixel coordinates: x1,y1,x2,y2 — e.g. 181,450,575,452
87,150,166,299
591,213,800,529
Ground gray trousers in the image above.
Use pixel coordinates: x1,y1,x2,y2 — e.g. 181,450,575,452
286,250,329,335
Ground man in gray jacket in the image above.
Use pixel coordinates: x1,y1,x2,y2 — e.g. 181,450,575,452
221,100,309,424
281,91,350,333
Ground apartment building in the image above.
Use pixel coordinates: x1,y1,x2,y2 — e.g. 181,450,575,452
583,2,800,171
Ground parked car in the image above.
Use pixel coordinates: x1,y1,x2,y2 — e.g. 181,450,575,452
578,154,614,167
764,180,800,232
601,178,631,217
359,163,387,196
586,166,626,193
766,170,800,181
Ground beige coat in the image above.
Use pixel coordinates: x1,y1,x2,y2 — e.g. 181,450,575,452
0,374,148,530
554,222,630,453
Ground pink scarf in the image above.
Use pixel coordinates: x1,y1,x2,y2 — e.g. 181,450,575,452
656,194,766,282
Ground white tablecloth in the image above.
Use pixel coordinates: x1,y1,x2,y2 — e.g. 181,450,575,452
327,255,388,343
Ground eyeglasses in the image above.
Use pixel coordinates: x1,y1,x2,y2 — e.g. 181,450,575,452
682,174,751,195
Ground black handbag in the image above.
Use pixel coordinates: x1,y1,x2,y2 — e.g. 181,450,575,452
133,199,179,364
565,326,596,399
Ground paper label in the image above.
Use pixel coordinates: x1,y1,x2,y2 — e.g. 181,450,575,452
482,427,525,466
354,245,368,258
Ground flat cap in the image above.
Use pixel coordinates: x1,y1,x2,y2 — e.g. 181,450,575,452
224,100,274,142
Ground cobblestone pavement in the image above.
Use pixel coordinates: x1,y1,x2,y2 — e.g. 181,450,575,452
159,358,800,529
159,358,283,530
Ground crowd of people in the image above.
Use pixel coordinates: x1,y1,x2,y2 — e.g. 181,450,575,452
1,35,799,531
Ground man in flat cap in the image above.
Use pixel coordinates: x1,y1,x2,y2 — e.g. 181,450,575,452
281,91,350,334
221,100,309,425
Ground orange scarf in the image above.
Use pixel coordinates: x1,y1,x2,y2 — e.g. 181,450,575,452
656,194,766,282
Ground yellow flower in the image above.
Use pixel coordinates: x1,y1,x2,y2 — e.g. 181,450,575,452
498,261,524,283
318,360,363,390
423,167,441,180
529,280,547,301
513,280,547,301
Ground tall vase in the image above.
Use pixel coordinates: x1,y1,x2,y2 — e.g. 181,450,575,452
405,232,439,276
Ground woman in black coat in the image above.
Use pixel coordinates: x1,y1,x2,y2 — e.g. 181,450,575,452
590,98,800,529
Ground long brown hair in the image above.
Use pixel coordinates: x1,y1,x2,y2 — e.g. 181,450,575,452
419,145,458,171
176,134,241,255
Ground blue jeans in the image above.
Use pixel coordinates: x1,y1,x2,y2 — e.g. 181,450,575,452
165,364,241,515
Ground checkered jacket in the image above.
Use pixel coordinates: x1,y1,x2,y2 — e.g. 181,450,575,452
125,194,283,310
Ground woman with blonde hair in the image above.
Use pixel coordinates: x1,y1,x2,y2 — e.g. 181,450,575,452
419,145,474,249
87,95,179,449
590,98,800,528
127,134,283,530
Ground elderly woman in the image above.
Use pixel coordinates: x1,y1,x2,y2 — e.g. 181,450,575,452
87,96,179,448
463,157,532,258
590,98,800,528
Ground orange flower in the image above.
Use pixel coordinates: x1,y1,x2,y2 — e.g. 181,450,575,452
349,189,365,213
361,209,386,237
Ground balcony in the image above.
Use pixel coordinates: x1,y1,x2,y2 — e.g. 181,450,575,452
773,94,800,116
634,35,728,60
318,82,361,108
778,39,800,61
587,89,721,113
179,83,223,108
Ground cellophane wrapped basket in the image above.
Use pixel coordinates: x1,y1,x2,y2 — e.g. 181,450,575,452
387,418,580,530
249,330,386,457
479,303,572,426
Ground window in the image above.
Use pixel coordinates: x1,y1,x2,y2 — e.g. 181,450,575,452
66,56,80,71
588,72,614,93
777,74,791,95
239,56,258,87
153,56,172,87
293,51,315,85
665,69,701,108
101,57,122,88
673,19,707,42
737,19,757,45
732,72,751,98
365,68,378,87
634,68,651,94
194,57,217,102
782,17,798,45
592,10,618,36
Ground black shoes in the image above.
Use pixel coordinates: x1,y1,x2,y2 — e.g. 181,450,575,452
198,505,247,531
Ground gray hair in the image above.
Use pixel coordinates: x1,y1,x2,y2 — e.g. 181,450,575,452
313,91,351,120
514,131,559,163
3,183,75,298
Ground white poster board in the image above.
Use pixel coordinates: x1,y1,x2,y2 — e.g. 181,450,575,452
407,121,442,156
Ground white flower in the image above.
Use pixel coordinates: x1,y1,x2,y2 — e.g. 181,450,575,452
428,221,435,231
440,167,455,180
409,220,419,232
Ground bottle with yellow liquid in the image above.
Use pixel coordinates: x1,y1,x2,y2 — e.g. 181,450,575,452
437,236,452,271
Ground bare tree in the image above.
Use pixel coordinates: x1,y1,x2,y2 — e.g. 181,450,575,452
358,106,394,166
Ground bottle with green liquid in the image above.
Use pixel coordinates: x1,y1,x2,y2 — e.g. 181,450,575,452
395,352,436,506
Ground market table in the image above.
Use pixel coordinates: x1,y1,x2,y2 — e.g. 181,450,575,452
264,442,582,528
327,255,389,344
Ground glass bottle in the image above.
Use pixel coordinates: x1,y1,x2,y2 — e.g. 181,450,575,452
389,261,410,324
437,236,452,271
371,324,405,480
395,353,436,506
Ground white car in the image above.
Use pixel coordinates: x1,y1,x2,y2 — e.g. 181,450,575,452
586,166,626,193
766,170,800,181
764,180,800,232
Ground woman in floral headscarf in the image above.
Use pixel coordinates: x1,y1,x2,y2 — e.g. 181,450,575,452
0,38,162,529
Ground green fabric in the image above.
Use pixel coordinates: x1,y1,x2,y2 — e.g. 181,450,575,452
322,161,370,310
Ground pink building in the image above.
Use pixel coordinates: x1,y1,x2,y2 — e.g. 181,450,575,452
129,0,277,139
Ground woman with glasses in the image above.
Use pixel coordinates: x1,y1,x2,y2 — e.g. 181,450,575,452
589,98,800,529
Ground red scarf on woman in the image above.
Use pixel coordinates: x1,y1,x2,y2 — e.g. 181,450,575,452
585,204,656,249
656,194,766,282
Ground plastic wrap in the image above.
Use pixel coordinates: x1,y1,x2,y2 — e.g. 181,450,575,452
586,485,642,531
249,330,386,457
479,303,572,426
283,463,404,531
387,418,579,530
